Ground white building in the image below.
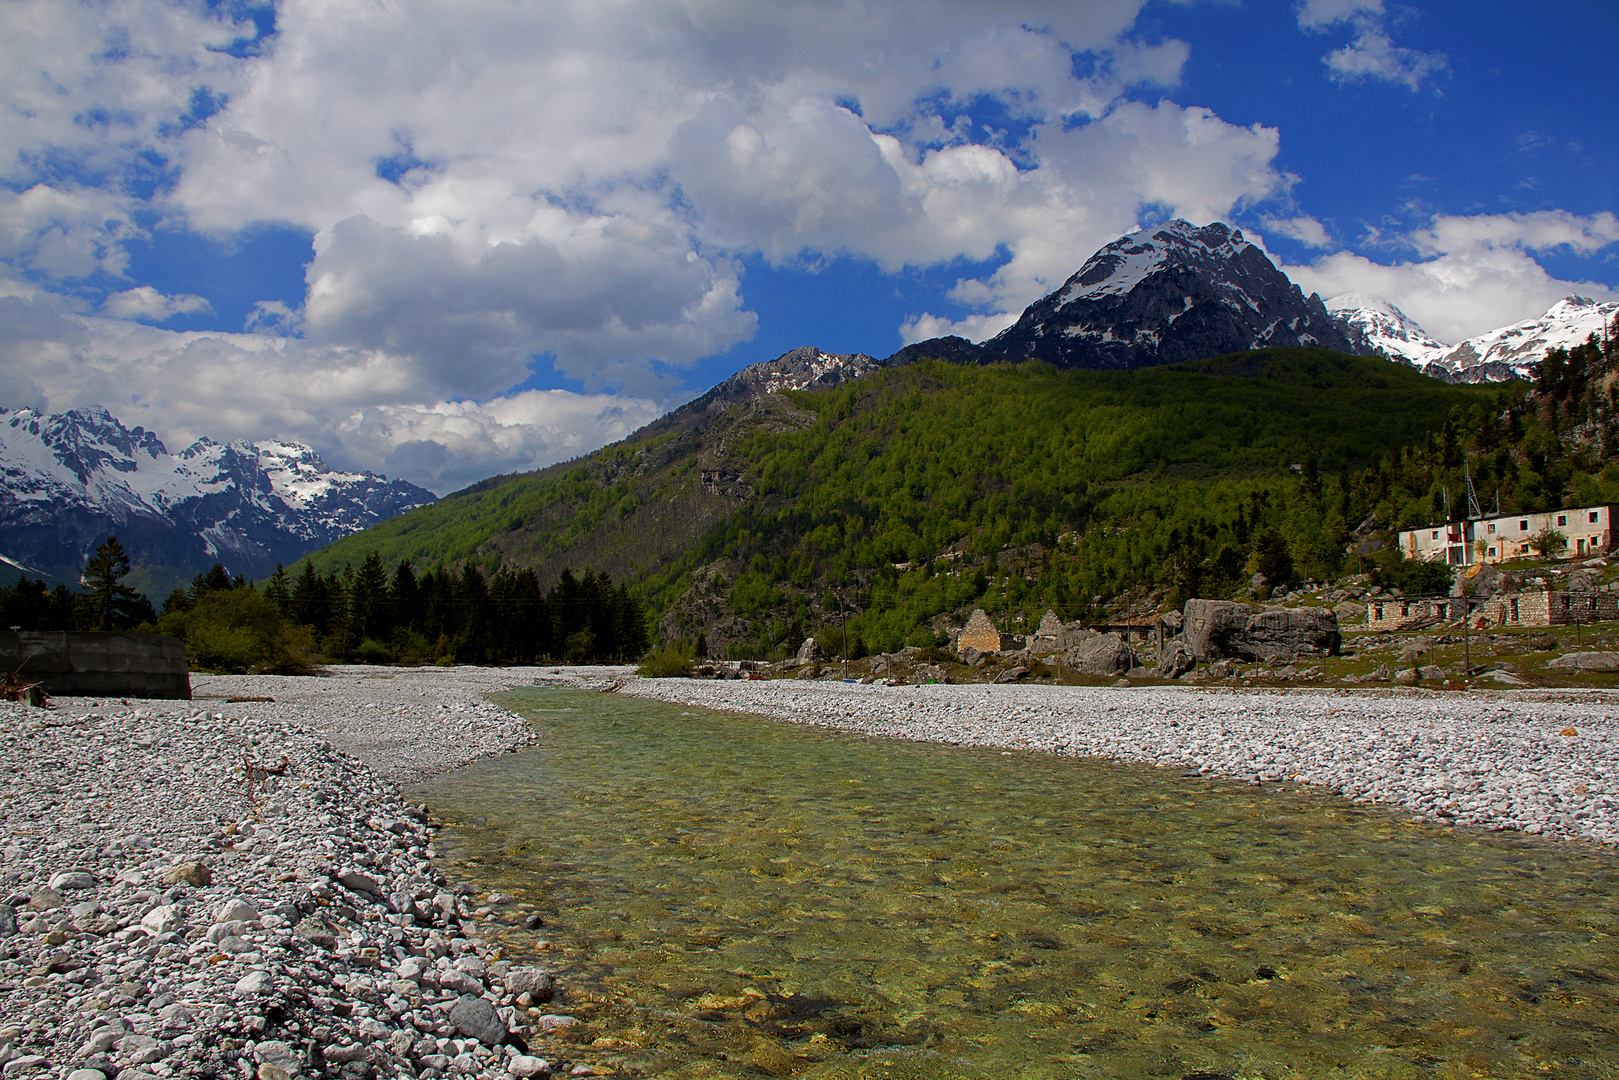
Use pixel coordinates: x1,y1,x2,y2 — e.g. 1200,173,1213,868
1399,504,1616,566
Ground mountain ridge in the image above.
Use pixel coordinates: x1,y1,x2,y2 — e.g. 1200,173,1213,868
0,406,436,596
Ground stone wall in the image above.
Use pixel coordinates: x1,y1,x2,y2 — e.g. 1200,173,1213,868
1475,589,1619,629
956,609,1003,655
0,632,191,699
1364,597,1463,632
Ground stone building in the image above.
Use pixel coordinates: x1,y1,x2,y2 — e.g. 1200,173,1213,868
955,609,1020,655
1365,587,1619,630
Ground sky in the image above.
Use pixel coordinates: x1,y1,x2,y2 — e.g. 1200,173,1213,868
2,0,1616,495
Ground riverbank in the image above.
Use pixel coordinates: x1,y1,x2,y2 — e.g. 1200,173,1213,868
6,669,1616,1080
0,665,630,1080
616,676,1619,847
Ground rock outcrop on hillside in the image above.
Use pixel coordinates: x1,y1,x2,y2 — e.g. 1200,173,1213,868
1182,599,1340,663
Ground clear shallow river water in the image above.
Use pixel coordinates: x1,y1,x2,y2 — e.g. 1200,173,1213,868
412,687,1619,1080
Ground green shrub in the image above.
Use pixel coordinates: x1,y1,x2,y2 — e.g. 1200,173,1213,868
637,647,694,677
168,586,316,674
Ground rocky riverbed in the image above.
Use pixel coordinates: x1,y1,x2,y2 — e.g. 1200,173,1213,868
617,677,1619,847
7,667,1617,1080
0,665,628,1080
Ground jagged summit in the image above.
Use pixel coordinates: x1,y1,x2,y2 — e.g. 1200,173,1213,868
898,220,1360,370
0,406,436,590
1326,293,1449,368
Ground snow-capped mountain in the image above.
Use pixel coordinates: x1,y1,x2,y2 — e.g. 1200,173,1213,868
1326,293,1449,367
1432,296,1618,380
1326,294,1617,382
972,220,1358,369
0,406,436,593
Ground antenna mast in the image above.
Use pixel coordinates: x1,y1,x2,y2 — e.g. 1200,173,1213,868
1464,461,1483,520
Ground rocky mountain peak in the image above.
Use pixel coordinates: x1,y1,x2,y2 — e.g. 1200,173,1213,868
897,219,1360,371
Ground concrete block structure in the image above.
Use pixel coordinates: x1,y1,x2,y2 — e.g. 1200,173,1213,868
0,632,191,699
1399,504,1616,567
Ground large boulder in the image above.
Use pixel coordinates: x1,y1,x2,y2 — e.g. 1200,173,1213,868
1061,632,1136,676
795,637,827,664
1154,640,1195,679
1548,651,1619,671
1182,599,1339,663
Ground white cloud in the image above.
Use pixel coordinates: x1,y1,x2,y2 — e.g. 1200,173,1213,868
0,291,666,493
102,286,211,321
1296,0,1446,91
1263,215,1332,248
1283,210,1619,344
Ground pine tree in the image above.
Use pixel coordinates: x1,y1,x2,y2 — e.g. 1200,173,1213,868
81,535,143,631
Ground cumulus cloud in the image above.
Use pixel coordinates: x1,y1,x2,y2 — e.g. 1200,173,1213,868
102,286,211,321
1283,211,1619,343
0,295,666,493
1296,0,1447,91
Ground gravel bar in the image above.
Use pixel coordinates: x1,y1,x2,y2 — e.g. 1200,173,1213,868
0,664,632,1080
617,677,1619,847
7,666,1615,1080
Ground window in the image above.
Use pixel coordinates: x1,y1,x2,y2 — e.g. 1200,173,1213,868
1487,547,1496,557
1373,605,1383,621
1558,514,1567,526
1592,511,1601,523
1431,530,1439,540
1511,598,1520,621
1520,520,1529,531
1487,523,1496,534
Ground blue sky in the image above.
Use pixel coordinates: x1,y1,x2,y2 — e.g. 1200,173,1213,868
2,0,1615,492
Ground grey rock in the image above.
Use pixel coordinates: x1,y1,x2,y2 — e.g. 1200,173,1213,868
1062,633,1136,676
0,906,14,936
337,870,379,895
1394,668,1420,685
505,967,555,1002
448,994,508,1045
993,666,1028,684
294,916,338,950
1548,651,1619,671
25,888,64,911
1153,640,1195,679
958,646,983,667
48,870,97,891
140,904,184,936
215,898,260,924
509,1055,551,1079
1182,599,1339,662
794,637,827,664
234,970,272,996
1398,637,1433,664
537,1015,581,1032
436,968,483,995
1418,665,1446,681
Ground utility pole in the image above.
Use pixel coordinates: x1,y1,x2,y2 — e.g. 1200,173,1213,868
837,587,849,679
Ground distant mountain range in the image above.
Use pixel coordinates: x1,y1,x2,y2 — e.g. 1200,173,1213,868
1327,293,1617,383
5,219,1611,601
0,407,435,596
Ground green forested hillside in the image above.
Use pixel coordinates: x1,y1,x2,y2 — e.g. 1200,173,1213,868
305,348,1519,657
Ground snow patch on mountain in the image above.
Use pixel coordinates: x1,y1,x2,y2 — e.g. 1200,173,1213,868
1058,220,1258,306
0,406,436,585
1326,293,1450,367
1434,297,1618,379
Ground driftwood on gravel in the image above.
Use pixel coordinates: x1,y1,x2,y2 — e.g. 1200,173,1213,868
0,668,47,708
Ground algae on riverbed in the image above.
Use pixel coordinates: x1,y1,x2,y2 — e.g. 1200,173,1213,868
417,688,1619,1079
